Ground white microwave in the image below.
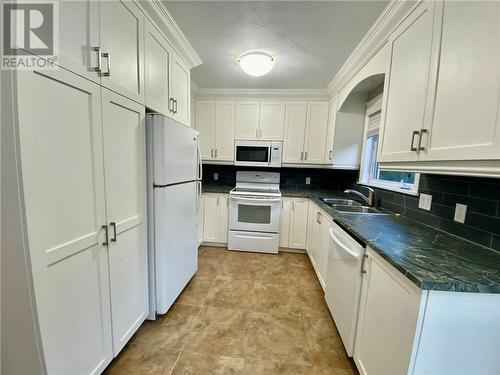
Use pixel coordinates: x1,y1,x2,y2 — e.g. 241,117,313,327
234,140,282,168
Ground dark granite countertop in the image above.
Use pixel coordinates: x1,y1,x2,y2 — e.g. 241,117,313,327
203,184,500,293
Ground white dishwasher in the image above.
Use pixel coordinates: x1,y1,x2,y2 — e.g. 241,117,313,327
325,221,365,357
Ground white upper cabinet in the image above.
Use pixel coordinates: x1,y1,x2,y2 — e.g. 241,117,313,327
378,1,436,163
195,100,216,160
324,95,338,163
420,1,500,161
215,101,235,161
145,20,172,115
170,52,191,126
195,100,235,161
235,101,260,139
57,0,100,83
304,101,330,164
259,101,285,140
100,0,145,104
283,101,308,163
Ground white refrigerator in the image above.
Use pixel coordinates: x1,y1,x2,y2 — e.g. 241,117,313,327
146,114,201,318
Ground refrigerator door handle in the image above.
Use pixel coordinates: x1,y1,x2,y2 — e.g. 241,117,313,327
196,134,202,180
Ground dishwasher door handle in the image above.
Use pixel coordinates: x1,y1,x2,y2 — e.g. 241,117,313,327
329,227,362,259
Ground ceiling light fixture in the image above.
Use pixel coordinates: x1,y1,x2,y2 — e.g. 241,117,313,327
237,51,275,77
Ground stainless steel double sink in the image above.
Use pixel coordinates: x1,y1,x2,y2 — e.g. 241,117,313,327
319,197,387,214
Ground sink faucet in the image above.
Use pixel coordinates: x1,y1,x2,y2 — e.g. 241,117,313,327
344,187,375,206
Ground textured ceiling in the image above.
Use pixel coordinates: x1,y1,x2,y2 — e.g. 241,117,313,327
165,1,389,89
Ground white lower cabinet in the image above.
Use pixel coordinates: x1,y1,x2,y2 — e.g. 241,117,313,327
202,194,229,243
16,69,148,374
280,198,309,249
354,247,421,375
353,247,500,375
306,202,331,289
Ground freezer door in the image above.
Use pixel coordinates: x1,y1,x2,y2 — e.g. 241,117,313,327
154,181,198,314
150,115,198,185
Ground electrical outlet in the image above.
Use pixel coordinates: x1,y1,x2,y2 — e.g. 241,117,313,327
418,193,432,211
214,173,218,181
305,177,311,185
454,203,467,223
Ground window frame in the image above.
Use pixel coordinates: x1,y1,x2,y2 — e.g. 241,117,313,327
358,94,420,196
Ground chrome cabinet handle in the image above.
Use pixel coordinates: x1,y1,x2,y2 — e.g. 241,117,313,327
329,150,333,160
102,52,111,76
304,151,308,161
255,128,258,138
418,129,428,151
174,99,178,114
110,222,117,242
360,254,368,274
410,130,420,152
92,47,102,72
300,151,304,161
214,149,218,158
169,98,175,114
292,201,295,211
102,224,109,246
211,149,214,158
217,196,220,206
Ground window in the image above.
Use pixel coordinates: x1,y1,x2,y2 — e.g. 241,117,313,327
359,95,419,195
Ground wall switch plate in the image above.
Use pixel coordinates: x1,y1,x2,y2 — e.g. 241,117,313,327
214,173,218,181
454,203,467,223
305,177,311,185
418,193,432,211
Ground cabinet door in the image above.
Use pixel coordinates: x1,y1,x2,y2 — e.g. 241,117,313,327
215,101,235,161
289,199,309,249
101,89,148,354
195,100,216,160
260,101,285,140
305,101,330,164
218,195,229,243
317,214,332,286
309,211,322,270
100,0,145,103
203,195,219,242
235,101,260,139
421,1,500,161
58,0,100,83
306,203,318,253
145,20,171,115
378,2,435,162
170,53,191,126
279,199,291,248
354,249,420,375
283,101,307,163
17,69,113,375
324,95,338,163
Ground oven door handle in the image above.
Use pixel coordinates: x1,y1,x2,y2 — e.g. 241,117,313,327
230,196,282,203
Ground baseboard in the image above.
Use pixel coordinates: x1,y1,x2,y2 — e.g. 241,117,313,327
200,242,228,248
279,247,307,254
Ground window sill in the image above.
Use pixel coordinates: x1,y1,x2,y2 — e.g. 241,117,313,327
357,180,419,196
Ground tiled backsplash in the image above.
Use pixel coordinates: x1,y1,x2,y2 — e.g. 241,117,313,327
202,164,500,252
201,164,358,191
360,175,500,252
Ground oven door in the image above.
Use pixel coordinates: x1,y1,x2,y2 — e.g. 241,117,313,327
229,195,281,233
234,142,272,167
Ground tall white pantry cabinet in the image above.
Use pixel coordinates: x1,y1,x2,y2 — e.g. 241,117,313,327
5,1,197,374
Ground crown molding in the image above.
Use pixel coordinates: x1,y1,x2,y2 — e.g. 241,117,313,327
137,0,202,69
326,0,418,96
194,88,330,100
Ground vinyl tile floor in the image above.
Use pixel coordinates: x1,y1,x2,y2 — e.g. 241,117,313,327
104,246,358,375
